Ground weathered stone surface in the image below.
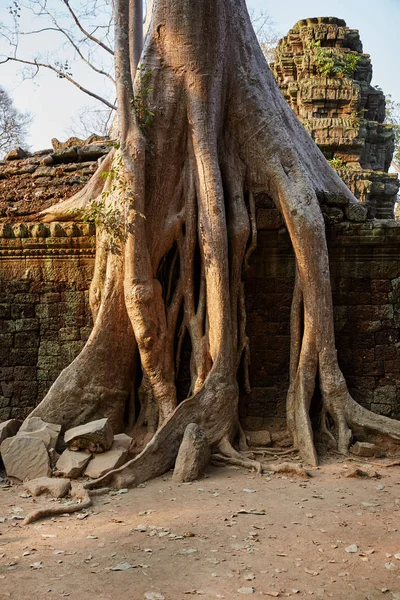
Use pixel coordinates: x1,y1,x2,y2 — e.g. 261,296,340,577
245,430,272,447
113,433,133,450
270,431,292,448
172,423,210,483
5,148,30,161
0,419,21,444
64,418,113,452
24,476,71,498
350,441,377,457
1,436,51,480
55,449,92,478
271,17,399,219
18,416,61,449
84,440,129,479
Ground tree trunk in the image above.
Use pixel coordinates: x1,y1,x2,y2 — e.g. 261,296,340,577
30,0,400,486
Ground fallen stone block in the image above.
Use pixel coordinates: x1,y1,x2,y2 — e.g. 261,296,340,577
0,419,21,445
113,433,133,450
173,423,210,483
1,436,51,481
18,417,61,449
64,418,113,453
245,430,272,447
24,477,71,498
84,440,129,479
350,441,377,457
55,449,92,479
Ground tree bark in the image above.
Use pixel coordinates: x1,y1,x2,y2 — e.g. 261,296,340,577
29,0,400,485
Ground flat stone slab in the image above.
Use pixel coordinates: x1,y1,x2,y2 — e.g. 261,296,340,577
24,477,71,498
173,423,210,483
64,418,113,453
84,441,129,479
0,419,21,445
1,436,51,481
55,449,92,479
18,417,61,449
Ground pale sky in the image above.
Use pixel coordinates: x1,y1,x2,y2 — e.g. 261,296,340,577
1,0,399,151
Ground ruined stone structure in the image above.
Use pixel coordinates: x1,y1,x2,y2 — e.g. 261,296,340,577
271,17,399,219
1,20,400,428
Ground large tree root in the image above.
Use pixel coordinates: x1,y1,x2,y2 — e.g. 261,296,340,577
22,486,111,526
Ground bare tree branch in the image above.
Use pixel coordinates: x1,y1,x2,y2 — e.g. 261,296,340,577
61,0,114,55
0,56,116,110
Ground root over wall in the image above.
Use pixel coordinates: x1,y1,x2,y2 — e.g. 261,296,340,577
1,214,400,424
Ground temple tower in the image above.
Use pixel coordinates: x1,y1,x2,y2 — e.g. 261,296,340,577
271,17,399,219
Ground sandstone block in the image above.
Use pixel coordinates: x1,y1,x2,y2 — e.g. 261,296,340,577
24,476,71,498
18,416,61,449
1,436,51,481
113,433,133,450
5,147,30,161
172,423,210,483
55,449,92,478
245,430,272,447
350,441,377,457
84,441,129,479
0,419,21,444
64,418,113,452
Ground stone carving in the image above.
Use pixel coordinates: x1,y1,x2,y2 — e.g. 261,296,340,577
271,17,399,219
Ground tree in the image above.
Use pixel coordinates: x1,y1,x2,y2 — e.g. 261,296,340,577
25,0,400,492
0,85,30,155
0,1,278,134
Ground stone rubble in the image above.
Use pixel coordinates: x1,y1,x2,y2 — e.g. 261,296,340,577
0,415,132,482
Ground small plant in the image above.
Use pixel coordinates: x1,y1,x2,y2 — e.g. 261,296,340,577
328,157,347,170
307,41,360,78
132,65,155,127
68,147,145,245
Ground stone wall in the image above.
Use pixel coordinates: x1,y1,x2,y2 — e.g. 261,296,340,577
241,210,400,426
0,222,94,420
1,213,400,426
0,137,111,218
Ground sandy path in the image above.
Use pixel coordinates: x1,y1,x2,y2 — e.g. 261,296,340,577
0,458,399,599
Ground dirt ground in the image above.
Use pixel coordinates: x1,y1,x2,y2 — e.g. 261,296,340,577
0,456,400,600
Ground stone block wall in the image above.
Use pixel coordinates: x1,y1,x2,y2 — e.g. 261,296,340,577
1,215,400,426
241,215,400,425
0,222,94,420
